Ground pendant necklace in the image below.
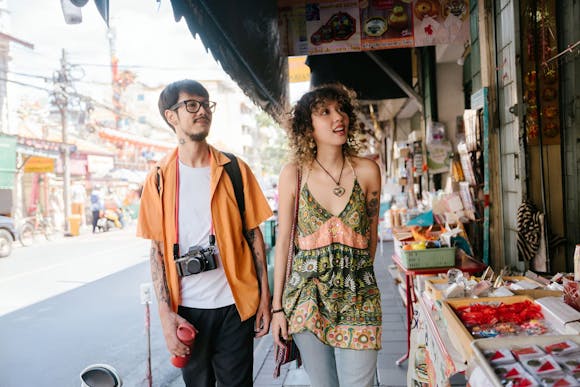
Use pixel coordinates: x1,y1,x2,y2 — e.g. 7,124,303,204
315,157,346,197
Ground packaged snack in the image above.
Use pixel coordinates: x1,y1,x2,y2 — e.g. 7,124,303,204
544,341,580,357
494,322,520,336
512,345,546,361
521,320,549,335
522,355,563,376
554,356,580,374
502,369,540,387
471,324,499,338
484,348,516,365
494,362,527,379
538,373,579,386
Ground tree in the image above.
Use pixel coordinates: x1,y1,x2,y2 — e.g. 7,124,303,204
255,112,288,177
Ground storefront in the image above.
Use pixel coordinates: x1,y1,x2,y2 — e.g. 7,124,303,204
0,134,17,215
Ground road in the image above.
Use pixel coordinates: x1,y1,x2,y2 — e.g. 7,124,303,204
0,226,181,387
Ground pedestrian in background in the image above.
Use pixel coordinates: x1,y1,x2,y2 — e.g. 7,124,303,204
137,79,273,387
89,186,103,233
271,84,382,387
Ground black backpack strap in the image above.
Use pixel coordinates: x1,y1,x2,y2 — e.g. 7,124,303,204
222,152,246,232
155,166,162,194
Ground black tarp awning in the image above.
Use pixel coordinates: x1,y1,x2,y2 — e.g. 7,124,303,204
170,0,289,122
170,1,414,122
307,49,412,100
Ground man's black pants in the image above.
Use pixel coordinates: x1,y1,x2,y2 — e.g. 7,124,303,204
177,304,255,387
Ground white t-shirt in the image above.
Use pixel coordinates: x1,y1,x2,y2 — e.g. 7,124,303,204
177,161,235,309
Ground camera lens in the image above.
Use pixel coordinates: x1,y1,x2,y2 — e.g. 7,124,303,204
187,258,205,274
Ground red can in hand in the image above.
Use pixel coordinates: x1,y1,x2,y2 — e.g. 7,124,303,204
171,323,197,368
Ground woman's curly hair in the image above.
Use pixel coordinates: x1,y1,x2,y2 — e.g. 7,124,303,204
287,83,362,164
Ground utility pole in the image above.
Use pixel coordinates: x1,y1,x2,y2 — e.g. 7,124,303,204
53,49,71,233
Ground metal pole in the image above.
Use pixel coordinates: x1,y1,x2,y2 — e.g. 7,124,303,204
365,51,424,112
60,49,71,234
145,302,152,387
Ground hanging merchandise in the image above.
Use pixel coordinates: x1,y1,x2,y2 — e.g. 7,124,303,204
521,0,561,145
463,110,478,152
457,142,476,186
516,200,543,264
427,141,452,175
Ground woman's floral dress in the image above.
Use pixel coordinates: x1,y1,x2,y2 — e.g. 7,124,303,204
283,178,382,350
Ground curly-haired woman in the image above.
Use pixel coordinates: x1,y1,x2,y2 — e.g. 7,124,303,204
271,83,382,387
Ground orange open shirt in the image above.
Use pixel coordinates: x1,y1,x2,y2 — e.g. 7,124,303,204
137,146,273,321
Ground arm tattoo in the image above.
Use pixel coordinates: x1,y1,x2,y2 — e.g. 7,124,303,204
245,228,265,292
366,191,379,221
150,242,170,307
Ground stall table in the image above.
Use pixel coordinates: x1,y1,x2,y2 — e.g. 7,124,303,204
392,253,487,365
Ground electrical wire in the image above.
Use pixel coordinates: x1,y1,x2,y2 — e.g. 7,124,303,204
0,76,171,134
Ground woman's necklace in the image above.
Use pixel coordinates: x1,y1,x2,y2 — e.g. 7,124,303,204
315,157,346,197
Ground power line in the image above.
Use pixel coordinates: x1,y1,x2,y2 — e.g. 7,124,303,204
1,76,171,134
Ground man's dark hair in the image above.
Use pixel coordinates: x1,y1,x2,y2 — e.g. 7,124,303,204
158,79,210,132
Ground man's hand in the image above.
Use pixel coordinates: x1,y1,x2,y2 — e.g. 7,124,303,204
254,295,271,337
160,310,194,357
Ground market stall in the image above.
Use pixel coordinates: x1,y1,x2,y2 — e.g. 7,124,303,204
389,229,580,386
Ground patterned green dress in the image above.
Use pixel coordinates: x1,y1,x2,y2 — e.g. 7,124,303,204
283,176,382,350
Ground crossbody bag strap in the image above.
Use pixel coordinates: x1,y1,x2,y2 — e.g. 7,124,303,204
285,168,301,281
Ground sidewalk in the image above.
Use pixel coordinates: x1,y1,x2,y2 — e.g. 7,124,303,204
167,241,408,387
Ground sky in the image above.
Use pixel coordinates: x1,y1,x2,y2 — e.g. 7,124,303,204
5,0,229,105
4,0,308,127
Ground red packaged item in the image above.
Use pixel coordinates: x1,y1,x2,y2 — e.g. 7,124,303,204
493,362,527,379
554,356,580,374
483,348,516,365
538,374,579,387
454,300,543,327
511,345,545,361
498,364,539,387
544,341,580,357
522,354,563,376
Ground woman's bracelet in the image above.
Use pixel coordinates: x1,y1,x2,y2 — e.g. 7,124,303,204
271,308,284,314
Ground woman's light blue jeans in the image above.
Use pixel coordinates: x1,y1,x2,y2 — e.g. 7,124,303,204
293,331,378,387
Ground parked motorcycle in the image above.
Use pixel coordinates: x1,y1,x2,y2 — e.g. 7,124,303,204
96,209,124,232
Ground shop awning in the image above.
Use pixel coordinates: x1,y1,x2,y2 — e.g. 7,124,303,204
169,0,415,121
170,0,289,122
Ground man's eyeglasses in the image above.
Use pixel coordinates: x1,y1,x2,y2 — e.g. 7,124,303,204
170,99,217,114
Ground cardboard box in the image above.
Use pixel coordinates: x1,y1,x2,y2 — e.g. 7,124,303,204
424,278,450,300
440,295,536,362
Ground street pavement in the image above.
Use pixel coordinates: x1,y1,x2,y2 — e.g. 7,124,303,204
0,224,408,386
166,241,409,387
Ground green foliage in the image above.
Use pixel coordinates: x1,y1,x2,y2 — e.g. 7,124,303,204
255,112,289,177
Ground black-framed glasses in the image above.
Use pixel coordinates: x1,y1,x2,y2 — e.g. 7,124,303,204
170,99,217,114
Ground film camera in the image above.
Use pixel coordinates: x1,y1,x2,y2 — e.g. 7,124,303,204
175,245,217,277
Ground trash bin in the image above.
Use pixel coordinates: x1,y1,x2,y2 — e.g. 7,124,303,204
69,215,82,236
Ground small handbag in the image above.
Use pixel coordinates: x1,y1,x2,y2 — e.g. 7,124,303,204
273,169,302,378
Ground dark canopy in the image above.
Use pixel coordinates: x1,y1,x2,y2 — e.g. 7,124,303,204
170,0,289,121
169,0,413,121
308,49,412,100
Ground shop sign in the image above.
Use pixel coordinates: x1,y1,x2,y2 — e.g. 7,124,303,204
288,56,311,83
23,156,55,173
278,0,470,55
87,155,114,176
0,135,17,189
54,157,88,176
17,136,63,158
